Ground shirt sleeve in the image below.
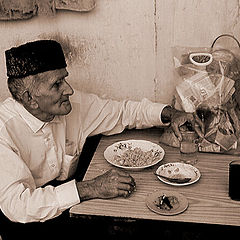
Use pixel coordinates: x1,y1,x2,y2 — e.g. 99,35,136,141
0,140,80,223
69,90,170,139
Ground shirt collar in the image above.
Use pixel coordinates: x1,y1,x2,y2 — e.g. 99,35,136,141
13,99,61,133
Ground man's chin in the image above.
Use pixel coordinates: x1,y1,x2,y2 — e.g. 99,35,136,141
61,101,72,115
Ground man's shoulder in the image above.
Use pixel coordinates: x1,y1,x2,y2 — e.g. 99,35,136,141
71,90,101,105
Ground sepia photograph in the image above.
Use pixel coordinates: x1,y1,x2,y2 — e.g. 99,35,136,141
0,0,240,239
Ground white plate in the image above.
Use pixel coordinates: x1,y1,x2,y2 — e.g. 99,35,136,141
156,162,201,186
146,190,188,216
189,52,213,66
104,140,165,170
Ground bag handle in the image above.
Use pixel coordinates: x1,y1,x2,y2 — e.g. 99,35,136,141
211,34,240,49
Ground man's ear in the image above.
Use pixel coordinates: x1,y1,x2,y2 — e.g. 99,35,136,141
22,91,39,109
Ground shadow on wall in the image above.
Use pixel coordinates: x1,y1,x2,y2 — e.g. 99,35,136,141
38,32,94,69
39,33,79,65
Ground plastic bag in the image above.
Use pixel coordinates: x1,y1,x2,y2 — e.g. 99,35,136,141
162,34,240,153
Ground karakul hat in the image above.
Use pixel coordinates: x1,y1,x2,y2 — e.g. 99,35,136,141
5,40,67,78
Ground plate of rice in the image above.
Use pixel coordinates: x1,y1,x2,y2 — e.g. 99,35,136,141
104,139,165,170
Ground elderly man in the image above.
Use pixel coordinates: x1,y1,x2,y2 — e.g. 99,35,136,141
0,40,203,225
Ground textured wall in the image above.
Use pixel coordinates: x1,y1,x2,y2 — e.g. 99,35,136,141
0,0,240,104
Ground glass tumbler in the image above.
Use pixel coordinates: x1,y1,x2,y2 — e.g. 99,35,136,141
179,130,198,165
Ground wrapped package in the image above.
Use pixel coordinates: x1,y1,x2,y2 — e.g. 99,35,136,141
160,34,240,154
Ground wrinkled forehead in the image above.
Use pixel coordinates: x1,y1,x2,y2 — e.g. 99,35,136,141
35,68,68,85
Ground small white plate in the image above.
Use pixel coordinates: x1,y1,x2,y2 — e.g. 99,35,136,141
189,52,213,66
156,162,201,186
104,140,165,170
146,190,189,216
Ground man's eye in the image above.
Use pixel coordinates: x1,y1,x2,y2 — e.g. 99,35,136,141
54,82,61,87
53,80,63,88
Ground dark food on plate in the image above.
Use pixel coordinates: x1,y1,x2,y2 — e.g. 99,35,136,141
192,55,211,63
155,194,179,210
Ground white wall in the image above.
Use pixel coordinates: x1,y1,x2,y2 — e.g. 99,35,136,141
0,0,240,104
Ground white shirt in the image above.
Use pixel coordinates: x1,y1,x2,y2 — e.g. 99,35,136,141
0,90,168,223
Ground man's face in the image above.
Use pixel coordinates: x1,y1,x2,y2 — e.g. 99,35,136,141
32,68,74,120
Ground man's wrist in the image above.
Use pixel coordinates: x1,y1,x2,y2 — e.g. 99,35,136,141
76,179,97,201
161,106,177,123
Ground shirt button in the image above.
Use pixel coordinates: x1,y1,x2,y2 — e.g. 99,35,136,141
51,164,55,168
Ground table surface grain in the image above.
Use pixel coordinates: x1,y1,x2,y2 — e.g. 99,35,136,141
70,128,240,226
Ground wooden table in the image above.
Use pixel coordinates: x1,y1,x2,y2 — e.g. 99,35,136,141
70,128,240,234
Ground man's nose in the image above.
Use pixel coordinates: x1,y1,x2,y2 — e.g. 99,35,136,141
63,80,74,96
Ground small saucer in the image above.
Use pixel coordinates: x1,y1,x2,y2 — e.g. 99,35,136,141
146,190,188,216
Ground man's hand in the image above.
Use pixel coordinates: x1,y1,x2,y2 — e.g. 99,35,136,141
76,169,136,201
162,106,205,141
